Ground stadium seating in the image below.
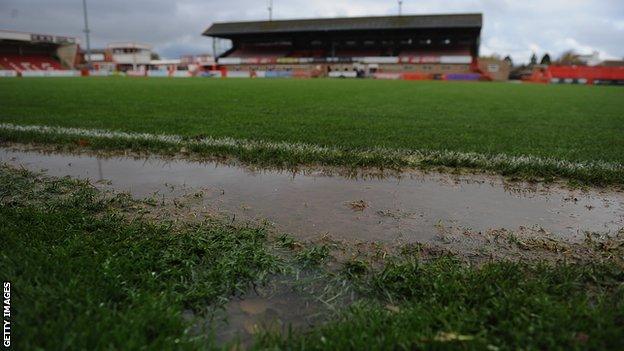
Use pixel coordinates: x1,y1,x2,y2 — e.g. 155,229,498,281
333,48,383,57
399,48,471,57
228,46,291,58
222,45,474,61
289,49,325,58
0,54,65,72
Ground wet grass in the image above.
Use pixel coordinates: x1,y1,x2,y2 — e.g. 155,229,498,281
2,165,623,349
0,78,623,184
0,165,283,350
296,245,331,267
1,123,622,186
258,255,624,350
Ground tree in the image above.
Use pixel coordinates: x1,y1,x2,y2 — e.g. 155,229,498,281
504,55,513,67
530,53,538,65
150,52,161,60
557,50,584,65
540,53,552,65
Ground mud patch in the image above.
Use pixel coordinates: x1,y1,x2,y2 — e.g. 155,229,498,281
429,224,624,266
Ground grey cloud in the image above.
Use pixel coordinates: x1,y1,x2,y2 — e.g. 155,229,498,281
0,0,622,63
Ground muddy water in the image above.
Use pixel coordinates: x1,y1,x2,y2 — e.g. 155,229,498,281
2,147,623,244
207,273,347,346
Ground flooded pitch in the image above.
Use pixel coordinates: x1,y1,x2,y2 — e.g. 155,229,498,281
1,146,623,245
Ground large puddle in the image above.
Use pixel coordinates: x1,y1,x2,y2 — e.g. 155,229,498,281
2,147,623,244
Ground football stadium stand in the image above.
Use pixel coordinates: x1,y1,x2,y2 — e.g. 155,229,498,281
0,29,79,76
203,14,500,80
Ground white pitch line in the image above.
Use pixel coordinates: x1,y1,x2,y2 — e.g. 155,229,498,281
0,123,621,175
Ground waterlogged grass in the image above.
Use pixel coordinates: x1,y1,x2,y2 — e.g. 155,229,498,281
1,165,623,349
259,256,624,350
0,78,622,166
1,123,623,185
296,245,331,267
0,165,283,350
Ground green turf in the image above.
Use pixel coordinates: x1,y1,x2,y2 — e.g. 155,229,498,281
259,256,624,350
1,77,623,164
0,165,283,350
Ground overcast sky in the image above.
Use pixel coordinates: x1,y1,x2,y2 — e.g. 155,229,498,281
1,0,623,63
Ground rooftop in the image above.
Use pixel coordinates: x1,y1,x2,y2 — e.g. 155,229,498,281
600,60,624,67
107,42,152,50
0,29,78,44
203,13,483,38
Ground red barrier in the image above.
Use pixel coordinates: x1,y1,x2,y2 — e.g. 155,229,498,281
548,65,624,82
523,67,552,84
401,72,432,80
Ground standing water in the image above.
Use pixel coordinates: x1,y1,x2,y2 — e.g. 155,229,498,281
1,147,622,244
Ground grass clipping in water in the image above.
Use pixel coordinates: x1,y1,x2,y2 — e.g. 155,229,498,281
1,122,623,186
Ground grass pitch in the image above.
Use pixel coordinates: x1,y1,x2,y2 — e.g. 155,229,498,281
2,78,624,349
0,77,622,166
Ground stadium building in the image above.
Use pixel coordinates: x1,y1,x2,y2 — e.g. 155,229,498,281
0,29,79,76
83,44,215,77
84,42,153,73
203,13,507,80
